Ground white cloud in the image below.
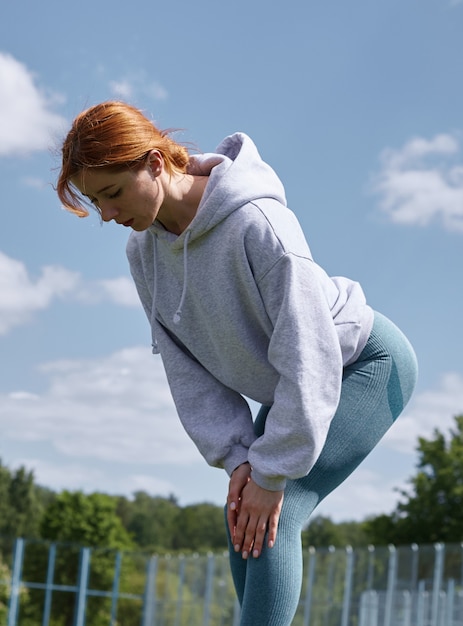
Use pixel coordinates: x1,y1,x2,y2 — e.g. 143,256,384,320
109,79,134,99
21,176,48,190
317,467,403,522
383,371,463,453
0,52,67,156
371,133,463,232
12,457,177,497
0,347,198,466
0,251,80,334
97,277,140,307
109,71,168,102
73,275,140,307
0,251,141,335
317,373,463,521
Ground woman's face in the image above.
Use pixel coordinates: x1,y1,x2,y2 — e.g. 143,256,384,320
72,164,164,231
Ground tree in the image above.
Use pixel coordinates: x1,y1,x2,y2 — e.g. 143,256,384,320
0,461,53,540
40,490,133,548
36,491,134,626
302,515,369,548
117,492,180,550
365,414,463,545
173,503,228,551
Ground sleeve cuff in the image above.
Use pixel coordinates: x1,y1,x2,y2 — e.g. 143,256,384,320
223,446,250,477
251,468,287,492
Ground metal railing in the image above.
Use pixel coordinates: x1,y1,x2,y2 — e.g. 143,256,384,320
1,537,463,625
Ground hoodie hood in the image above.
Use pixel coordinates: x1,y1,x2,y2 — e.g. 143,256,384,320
149,133,287,247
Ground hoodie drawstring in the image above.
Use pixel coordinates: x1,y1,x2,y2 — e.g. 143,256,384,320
151,234,160,354
173,230,191,324
151,229,191,354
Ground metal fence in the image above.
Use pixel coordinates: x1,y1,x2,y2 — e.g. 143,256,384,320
1,537,463,625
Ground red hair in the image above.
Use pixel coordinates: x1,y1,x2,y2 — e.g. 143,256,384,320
57,101,190,216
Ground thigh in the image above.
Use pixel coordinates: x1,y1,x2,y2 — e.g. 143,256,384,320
289,312,417,506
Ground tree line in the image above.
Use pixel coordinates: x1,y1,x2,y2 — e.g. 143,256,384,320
2,414,463,553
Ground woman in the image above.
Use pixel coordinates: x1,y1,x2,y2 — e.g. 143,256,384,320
57,101,418,625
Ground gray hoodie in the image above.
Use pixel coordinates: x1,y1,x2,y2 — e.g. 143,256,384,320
126,133,374,491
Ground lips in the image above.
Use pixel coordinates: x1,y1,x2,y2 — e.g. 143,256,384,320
122,218,134,227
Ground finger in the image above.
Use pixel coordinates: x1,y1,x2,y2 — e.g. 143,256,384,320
267,508,281,549
228,465,250,506
226,500,238,541
241,516,259,559
227,490,239,515
251,516,268,558
233,510,250,555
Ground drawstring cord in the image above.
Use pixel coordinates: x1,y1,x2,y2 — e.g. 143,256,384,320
173,230,191,324
151,229,191,353
151,234,160,354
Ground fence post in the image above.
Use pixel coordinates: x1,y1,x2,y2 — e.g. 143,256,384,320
141,555,158,626
341,546,354,626
384,545,397,626
202,553,215,626
74,547,91,626
445,579,455,626
359,590,378,626
174,555,186,626
402,590,412,626
366,545,375,591
431,543,444,626
7,538,25,626
302,547,317,626
417,579,429,626
326,545,337,618
42,543,56,626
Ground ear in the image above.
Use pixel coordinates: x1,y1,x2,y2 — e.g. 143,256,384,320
146,150,163,177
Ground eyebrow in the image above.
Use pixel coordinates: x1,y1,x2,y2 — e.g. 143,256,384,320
96,184,116,194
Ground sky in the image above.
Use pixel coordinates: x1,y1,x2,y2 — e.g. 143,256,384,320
0,0,462,524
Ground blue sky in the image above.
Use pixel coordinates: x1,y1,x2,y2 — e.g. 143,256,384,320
0,0,462,522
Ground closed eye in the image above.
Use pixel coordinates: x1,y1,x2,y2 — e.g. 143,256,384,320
108,189,121,199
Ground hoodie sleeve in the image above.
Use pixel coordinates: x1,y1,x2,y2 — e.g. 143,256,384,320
155,324,257,475
248,252,344,492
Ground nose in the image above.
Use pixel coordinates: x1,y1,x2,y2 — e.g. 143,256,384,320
99,202,119,223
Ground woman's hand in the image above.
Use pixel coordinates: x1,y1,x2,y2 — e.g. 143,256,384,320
227,462,252,543
228,468,284,559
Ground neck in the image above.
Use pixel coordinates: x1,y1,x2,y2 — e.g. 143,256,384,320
157,173,208,235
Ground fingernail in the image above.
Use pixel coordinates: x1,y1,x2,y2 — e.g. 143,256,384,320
253,549,259,558
230,502,236,511
268,540,274,549
234,544,240,552
242,551,248,559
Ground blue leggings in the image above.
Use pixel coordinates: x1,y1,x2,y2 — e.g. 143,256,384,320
226,312,418,625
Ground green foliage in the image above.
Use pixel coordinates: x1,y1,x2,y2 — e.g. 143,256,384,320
0,554,11,625
40,490,134,549
117,491,180,550
365,414,463,545
362,513,399,546
116,493,228,553
0,461,51,539
172,503,228,551
37,491,135,626
302,515,369,548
